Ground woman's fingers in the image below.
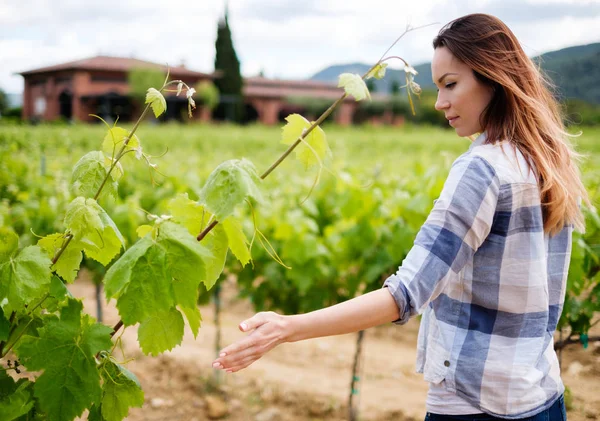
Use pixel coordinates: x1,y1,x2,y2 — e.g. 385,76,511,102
212,311,288,372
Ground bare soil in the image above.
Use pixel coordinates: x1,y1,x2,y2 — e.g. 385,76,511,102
69,273,600,421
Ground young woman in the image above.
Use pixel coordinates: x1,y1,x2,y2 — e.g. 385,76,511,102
212,13,588,420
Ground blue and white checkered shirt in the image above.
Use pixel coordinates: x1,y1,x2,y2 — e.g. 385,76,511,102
384,132,572,419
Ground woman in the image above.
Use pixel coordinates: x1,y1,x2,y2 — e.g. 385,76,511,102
212,13,588,420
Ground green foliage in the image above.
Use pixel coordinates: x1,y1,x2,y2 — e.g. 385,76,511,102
0,245,52,315
0,89,8,115
564,99,600,126
198,159,263,221
145,88,167,118
281,114,330,170
196,81,220,111
0,118,598,421
97,358,144,421
15,299,113,421
127,68,165,102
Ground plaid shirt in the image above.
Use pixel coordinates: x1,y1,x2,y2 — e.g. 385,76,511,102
384,133,572,419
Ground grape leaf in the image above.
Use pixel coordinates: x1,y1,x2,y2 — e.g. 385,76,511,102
223,217,251,267
145,88,166,118
0,246,52,315
116,246,174,326
102,127,140,159
71,151,117,200
0,370,34,421
136,224,153,239
103,237,154,299
200,224,228,290
366,63,388,80
199,159,263,221
168,193,210,236
64,197,125,266
138,307,184,356
38,233,83,283
158,222,212,303
16,299,113,421
338,73,370,101
109,222,211,327
99,359,144,421
0,227,18,261
281,114,330,170
0,308,9,342
181,306,202,338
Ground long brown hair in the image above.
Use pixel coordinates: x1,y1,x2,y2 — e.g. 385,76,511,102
433,13,588,235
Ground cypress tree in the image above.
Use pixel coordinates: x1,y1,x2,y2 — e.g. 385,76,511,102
214,4,245,122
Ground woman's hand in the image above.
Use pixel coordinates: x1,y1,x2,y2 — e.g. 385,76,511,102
212,311,290,373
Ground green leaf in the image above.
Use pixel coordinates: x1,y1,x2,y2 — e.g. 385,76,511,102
64,197,104,240
281,114,330,170
71,151,117,199
88,404,103,421
64,198,125,266
38,233,83,283
102,127,140,159
0,371,34,421
0,246,52,314
168,193,210,236
138,308,184,356
338,73,370,101
365,63,388,80
0,307,9,342
16,299,113,421
181,306,202,339
116,246,174,326
145,88,167,118
223,217,251,267
0,227,19,261
199,159,263,221
136,225,153,239
158,222,212,303
103,237,154,299
100,360,144,421
199,224,228,290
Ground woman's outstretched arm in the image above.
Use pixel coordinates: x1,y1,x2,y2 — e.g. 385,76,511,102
212,288,400,373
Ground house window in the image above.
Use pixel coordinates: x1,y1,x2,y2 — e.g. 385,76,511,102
34,97,46,115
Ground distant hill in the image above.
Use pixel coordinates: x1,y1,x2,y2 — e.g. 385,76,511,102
309,42,600,104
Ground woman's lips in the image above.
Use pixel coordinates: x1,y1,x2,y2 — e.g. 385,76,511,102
448,116,459,126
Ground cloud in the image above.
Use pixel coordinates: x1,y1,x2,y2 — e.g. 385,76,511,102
235,0,345,23
1,0,599,93
429,0,600,24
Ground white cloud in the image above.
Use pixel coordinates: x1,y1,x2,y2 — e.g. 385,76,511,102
1,0,599,93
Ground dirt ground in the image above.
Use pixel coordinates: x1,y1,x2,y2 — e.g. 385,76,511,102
69,273,600,421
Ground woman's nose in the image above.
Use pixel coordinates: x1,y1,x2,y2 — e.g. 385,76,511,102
435,94,449,111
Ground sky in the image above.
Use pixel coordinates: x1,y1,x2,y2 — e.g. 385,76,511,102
1,0,599,94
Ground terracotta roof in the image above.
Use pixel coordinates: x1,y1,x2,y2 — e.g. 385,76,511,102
243,76,388,101
19,55,214,79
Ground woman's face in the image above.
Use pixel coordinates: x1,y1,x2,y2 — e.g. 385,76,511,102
431,46,495,138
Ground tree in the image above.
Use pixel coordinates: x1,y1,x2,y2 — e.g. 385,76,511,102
128,68,165,103
214,4,245,122
0,88,8,116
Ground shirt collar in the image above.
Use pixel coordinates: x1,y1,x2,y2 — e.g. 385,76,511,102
469,132,487,150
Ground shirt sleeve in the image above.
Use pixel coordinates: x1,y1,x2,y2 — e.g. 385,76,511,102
383,152,500,324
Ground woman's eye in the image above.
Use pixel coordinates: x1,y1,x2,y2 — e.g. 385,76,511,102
445,82,456,89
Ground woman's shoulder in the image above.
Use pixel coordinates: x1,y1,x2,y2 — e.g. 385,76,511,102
465,140,538,185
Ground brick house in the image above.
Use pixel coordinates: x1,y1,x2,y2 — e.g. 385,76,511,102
19,56,216,123
18,55,372,125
